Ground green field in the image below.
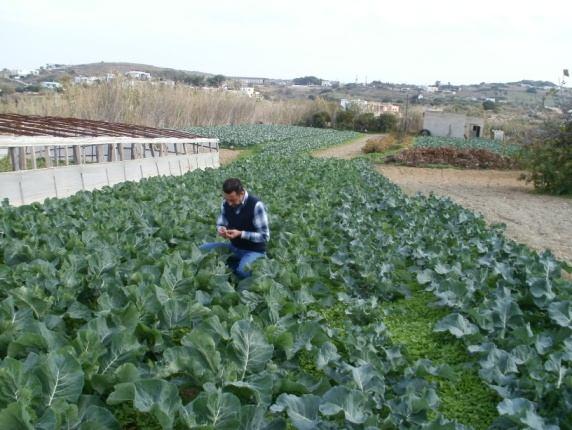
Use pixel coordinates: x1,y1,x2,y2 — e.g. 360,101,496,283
0,126,570,429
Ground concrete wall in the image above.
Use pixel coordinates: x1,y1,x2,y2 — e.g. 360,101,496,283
0,151,219,207
423,111,467,138
465,116,485,138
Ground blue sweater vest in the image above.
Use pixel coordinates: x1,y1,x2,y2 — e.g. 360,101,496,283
223,194,266,252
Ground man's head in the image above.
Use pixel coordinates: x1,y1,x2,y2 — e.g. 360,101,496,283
222,178,245,207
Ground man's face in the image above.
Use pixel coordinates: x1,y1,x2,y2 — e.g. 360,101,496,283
224,191,244,207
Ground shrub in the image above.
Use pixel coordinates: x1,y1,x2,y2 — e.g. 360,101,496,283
362,135,397,153
482,100,497,111
353,112,377,132
377,113,397,132
334,110,356,130
520,121,572,194
305,111,331,128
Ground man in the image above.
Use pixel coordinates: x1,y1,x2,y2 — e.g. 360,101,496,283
200,178,269,279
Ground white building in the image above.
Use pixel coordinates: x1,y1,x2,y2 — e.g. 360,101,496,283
240,87,255,97
340,99,400,116
125,71,151,80
422,111,484,139
41,82,62,90
239,77,264,86
74,76,100,85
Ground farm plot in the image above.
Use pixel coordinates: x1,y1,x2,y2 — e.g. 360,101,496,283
383,136,521,169
414,137,521,157
0,126,570,429
185,124,342,148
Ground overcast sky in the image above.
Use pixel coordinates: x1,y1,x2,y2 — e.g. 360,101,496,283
1,0,570,85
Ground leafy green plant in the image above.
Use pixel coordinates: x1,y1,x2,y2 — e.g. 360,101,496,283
520,120,572,194
0,125,570,429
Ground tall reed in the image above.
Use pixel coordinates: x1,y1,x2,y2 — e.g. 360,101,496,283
0,79,336,128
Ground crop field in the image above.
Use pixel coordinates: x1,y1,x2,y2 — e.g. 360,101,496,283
414,136,521,158
0,126,571,429
185,124,343,148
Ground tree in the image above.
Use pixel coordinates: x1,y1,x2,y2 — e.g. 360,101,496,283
184,75,205,87
305,111,331,128
293,76,321,86
206,74,226,87
483,100,497,111
521,120,572,194
376,113,397,132
334,110,356,130
353,113,377,132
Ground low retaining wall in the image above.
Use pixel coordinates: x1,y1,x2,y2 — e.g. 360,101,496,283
0,151,219,206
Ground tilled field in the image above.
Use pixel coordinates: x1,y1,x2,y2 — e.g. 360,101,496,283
377,165,572,263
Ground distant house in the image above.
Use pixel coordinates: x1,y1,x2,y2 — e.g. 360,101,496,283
41,82,62,90
74,76,100,85
320,80,340,88
15,70,35,79
425,86,439,93
125,71,151,80
422,111,484,139
239,77,265,86
340,99,400,116
240,87,255,97
45,64,67,71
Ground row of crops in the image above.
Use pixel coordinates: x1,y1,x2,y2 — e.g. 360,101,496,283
413,136,521,158
0,126,570,429
185,124,343,148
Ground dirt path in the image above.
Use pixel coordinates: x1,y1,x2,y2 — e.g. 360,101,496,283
377,165,572,263
313,140,572,262
219,148,243,166
313,134,384,159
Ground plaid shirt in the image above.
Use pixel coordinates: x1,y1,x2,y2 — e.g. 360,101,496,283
216,191,270,243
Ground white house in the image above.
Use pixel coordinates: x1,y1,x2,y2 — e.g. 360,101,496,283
125,71,151,80
239,77,264,86
240,87,255,97
74,76,100,85
340,99,400,116
41,82,62,90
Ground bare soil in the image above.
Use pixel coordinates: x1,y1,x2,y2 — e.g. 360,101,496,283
313,134,384,159
386,147,516,169
312,141,572,263
376,165,572,263
219,148,243,166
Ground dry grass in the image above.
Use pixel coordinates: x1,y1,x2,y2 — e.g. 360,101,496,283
362,135,395,153
361,133,413,154
0,79,336,128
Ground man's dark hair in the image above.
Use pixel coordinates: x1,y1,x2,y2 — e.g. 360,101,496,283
222,178,244,194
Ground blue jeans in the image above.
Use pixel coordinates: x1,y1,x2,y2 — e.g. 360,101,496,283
199,242,265,279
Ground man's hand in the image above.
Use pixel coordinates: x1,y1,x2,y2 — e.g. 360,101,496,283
225,229,242,239
217,226,228,238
